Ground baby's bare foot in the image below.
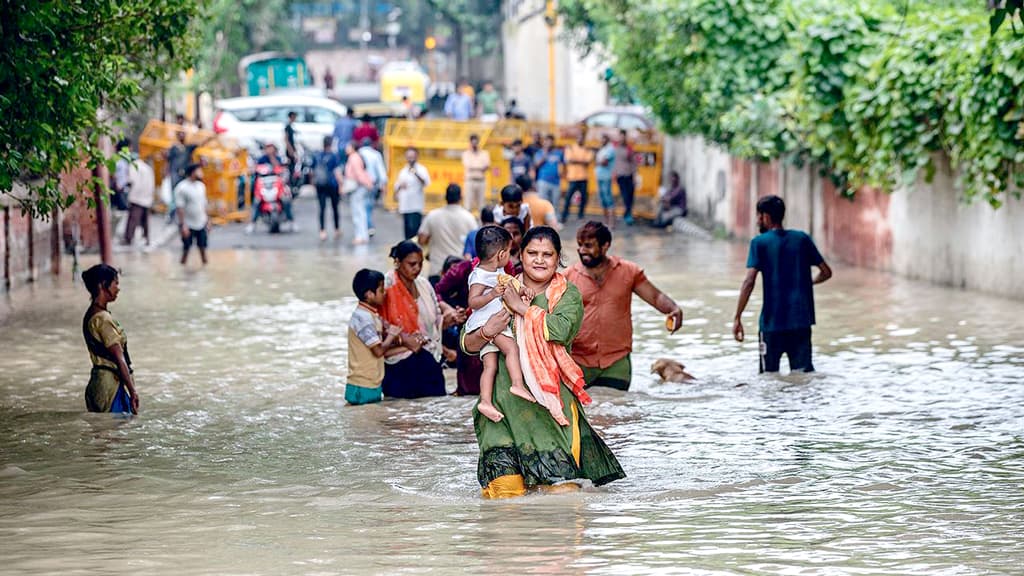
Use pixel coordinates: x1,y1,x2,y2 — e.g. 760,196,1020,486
478,402,505,423
509,385,536,403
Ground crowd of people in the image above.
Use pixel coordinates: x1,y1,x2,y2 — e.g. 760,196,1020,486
87,103,831,499
81,188,831,498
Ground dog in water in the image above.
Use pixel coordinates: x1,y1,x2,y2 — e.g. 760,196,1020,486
650,358,696,383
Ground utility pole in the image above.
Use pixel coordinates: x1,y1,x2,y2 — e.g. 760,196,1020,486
545,0,558,126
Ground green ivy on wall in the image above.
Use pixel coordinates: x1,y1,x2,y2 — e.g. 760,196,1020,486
561,0,1024,207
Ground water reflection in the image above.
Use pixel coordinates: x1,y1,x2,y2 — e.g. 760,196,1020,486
1,230,1023,574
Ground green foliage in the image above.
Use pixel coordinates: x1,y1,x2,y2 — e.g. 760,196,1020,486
0,0,201,216
562,0,1024,206
193,0,295,97
424,0,503,58
989,0,1023,35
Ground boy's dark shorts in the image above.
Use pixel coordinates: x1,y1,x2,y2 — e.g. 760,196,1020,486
182,228,208,250
759,328,814,373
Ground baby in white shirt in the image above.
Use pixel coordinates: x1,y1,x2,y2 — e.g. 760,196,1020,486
465,225,536,422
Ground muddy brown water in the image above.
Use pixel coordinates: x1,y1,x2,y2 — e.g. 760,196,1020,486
1,222,1022,574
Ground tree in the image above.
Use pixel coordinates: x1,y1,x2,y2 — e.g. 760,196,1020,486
560,0,1024,206
193,0,295,98
423,0,503,78
0,0,202,216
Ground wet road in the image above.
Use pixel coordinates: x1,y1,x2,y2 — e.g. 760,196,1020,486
1,201,1022,575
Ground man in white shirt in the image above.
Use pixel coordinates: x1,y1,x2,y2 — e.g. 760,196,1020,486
358,138,387,236
122,157,155,247
174,163,209,266
393,147,431,239
418,184,478,280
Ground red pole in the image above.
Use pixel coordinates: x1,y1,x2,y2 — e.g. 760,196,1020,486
93,135,113,265
3,207,10,291
27,212,34,282
93,165,112,265
50,207,61,276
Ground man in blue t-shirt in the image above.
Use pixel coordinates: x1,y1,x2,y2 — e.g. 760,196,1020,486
532,134,564,210
733,195,832,373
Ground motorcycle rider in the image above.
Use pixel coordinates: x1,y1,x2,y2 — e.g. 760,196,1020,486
246,142,296,234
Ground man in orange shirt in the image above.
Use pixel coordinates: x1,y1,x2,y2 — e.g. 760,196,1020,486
562,132,594,223
566,221,683,390
515,175,560,230
461,133,491,212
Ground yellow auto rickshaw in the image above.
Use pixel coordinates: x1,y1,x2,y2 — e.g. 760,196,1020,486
378,61,429,107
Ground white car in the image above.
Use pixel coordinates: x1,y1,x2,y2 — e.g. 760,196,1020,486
213,94,348,157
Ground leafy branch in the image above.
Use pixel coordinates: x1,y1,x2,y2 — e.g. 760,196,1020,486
0,0,202,216
561,0,1024,207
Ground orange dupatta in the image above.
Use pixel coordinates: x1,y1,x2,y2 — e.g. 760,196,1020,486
382,274,420,335
517,272,592,409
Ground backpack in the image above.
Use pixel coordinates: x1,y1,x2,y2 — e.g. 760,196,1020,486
314,153,332,187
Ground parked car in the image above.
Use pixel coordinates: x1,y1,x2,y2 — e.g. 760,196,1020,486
213,94,348,156
580,106,658,143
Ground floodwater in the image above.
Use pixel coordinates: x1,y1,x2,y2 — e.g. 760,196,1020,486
1,222,1022,575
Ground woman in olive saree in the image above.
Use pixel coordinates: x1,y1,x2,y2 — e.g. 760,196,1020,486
463,226,624,498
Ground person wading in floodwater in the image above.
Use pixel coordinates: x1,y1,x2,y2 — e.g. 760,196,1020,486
733,195,832,373
81,264,138,415
566,221,683,391
463,226,625,498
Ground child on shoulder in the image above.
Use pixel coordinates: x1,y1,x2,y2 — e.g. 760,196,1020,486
346,269,403,405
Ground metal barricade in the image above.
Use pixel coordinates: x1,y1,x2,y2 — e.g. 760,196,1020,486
383,119,663,219
138,120,250,224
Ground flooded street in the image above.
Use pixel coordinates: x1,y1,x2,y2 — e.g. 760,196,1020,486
1,213,1022,575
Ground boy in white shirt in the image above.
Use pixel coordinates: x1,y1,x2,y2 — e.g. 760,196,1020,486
174,163,209,266
491,184,532,231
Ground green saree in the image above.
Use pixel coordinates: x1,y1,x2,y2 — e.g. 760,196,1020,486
471,282,625,498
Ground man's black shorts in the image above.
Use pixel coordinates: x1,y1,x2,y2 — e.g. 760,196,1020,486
182,227,208,250
759,328,814,373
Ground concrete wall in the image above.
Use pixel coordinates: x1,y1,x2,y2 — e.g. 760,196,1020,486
668,136,1024,299
502,0,608,123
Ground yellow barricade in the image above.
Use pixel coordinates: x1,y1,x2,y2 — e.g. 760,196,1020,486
383,119,663,219
138,120,250,224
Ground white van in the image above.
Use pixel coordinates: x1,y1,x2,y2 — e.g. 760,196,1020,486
213,94,348,156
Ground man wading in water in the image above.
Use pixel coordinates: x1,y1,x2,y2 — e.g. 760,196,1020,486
733,195,832,373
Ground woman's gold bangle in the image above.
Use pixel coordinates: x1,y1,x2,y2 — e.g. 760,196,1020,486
480,328,496,342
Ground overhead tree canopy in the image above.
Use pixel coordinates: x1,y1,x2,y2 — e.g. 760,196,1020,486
0,0,202,216
561,0,1024,207
193,0,294,98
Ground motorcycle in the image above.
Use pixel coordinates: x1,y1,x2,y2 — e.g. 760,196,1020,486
253,163,291,233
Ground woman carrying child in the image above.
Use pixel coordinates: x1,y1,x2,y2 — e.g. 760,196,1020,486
464,225,562,424
463,226,625,498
